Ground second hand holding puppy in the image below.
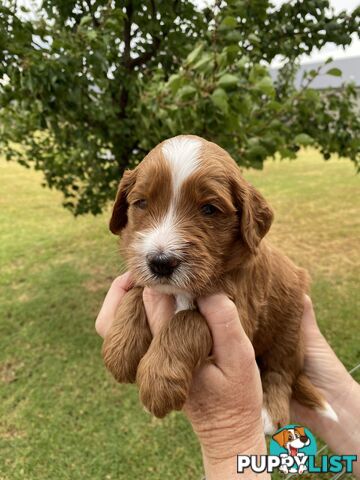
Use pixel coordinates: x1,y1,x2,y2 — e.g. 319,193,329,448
97,279,360,479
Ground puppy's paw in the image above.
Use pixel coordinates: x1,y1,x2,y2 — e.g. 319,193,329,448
102,287,152,384
137,351,191,418
102,327,151,383
261,407,276,435
262,397,290,435
102,339,139,383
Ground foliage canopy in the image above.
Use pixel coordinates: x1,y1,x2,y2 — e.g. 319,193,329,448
0,0,359,214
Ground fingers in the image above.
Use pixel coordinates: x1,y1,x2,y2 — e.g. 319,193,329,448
142,288,174,336
197,294,255,374
95,271,133,338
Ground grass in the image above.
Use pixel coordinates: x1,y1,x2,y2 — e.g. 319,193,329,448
0,150,359,480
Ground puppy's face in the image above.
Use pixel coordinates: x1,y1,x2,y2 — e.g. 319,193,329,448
110,136,273,295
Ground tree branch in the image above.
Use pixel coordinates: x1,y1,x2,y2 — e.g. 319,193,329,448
118,1,173,116
128,37,161,68
126,0,161,69
150,0,156,19
123,0,180,70
122,0,133,69
118,0,133,117
84,0,100,27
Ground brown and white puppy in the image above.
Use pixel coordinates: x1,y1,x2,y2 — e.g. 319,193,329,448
102,135,337,433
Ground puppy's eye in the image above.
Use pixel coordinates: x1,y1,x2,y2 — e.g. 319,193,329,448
133,199,147,209
201,204,218,215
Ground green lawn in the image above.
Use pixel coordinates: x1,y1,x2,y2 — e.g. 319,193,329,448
0,151,359,480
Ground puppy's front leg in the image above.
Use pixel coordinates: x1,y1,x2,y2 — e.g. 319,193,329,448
137,310,212,418
102,287,152,383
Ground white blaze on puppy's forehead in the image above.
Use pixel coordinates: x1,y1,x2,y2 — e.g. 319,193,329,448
135,137,202,280
138,137,201,253
162,136,202,193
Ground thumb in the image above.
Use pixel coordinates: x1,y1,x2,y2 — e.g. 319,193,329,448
197,294,255,373
142,288,175,336
302,295,323,341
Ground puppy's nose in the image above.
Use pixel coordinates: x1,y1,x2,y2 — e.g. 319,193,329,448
147,253,180,277
300,435,308,443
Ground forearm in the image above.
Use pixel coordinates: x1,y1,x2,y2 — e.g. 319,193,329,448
325,380,360,476
304,379,360,477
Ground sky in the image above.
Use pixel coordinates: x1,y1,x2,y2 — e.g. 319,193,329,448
20,0,360,65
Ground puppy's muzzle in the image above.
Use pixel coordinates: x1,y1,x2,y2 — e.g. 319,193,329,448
147,253,180,278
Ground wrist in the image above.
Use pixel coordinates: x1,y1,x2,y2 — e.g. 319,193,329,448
200,418,270,480
330,379,360,453
331,372,359,411
312,379,360,458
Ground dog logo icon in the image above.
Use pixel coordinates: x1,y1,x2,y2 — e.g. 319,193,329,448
270,424,317,474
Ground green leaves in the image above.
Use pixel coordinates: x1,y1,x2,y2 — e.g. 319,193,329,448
294,134,315,146
167,74,184,94
192,53,213,72
219,16,237,30
326,67,342,77
217,74,239,89
211,88,229,114
185,44,204,66
0,0,359,216
79,15,92,27
254,77,275,97
176,85,197,100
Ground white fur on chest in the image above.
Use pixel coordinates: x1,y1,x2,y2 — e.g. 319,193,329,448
153,284,195,313
175,293,195,313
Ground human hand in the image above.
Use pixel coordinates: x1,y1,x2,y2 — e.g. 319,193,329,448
291,296,360,472
96,281,268,480
143,289,269,480
95,272,133,338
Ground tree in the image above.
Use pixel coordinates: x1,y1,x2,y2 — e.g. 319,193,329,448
0,0,359,215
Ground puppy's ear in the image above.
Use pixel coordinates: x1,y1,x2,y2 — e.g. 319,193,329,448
272,429,287,447
109,169,137,234
232,174,273,253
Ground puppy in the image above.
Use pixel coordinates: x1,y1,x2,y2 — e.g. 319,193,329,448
102,135,337,433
